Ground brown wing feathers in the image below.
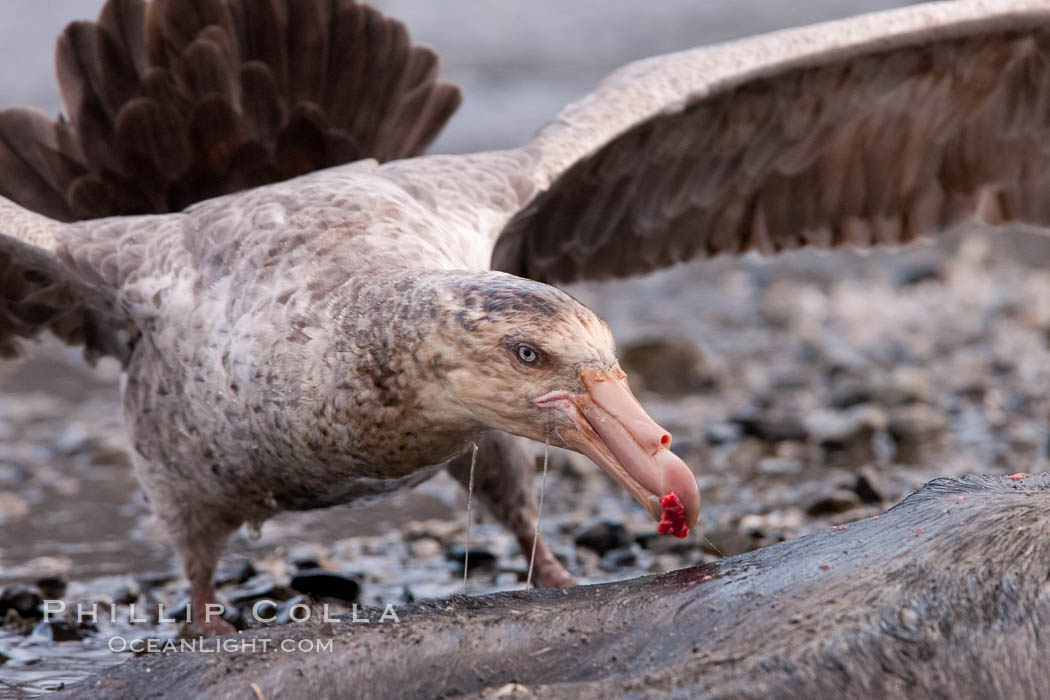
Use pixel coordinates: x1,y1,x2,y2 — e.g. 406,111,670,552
0,0,460,221
492,23,1050,284
0,233,129,362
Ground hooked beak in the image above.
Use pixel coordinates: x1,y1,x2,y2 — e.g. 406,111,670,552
534,366,701,535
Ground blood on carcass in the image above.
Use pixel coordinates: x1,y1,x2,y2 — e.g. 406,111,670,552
657,492,689,538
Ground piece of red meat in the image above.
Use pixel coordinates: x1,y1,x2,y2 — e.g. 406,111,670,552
657,492,689,538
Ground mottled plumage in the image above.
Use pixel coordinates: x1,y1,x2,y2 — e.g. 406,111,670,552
3,0,1050,634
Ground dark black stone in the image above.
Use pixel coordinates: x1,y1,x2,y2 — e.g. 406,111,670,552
223,605,249,631
227,576,296,606
574,520,630,556
445,545,498,573
730,414,808,443
0,584,42,620
893,260,944,288
806,490,862,517
34,576,67,600
291,557,322,571
32,619,86,643
214,558,257,587
112,585,139,606
599,548,638,571
290,572,361,603
854,467,887,504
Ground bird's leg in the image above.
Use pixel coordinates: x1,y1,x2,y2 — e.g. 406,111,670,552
165,508,241,637
446,432,575,588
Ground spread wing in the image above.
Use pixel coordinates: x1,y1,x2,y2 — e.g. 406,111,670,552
491,0,1050,284
0,0,460,221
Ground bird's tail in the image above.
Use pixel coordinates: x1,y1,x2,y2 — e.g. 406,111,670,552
0,0,462,222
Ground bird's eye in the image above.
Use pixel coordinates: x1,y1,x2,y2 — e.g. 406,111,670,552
516,344,539,364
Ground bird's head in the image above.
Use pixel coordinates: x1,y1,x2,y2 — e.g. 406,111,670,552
432,273,700,532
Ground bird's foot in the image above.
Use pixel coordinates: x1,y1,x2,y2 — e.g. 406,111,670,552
181,584,236,637
529,549,576,588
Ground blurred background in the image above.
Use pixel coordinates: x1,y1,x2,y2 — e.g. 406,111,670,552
6,0,1050,695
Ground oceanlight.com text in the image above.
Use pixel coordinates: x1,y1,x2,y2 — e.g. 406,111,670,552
107,636,336,653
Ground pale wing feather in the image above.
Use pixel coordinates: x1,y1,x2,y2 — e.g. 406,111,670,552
490,0,1050,283
0,197,129,361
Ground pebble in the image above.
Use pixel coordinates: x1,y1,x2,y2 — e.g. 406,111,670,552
136,573,176,591
731,414,808,443
112,583,140,606
573,520,630,556
34,576,67,600
287,544,328,572
805,489,862,517
828,378,876,410
634,530,696,555
619,336,714,395
647,554,681,574
738,509,803,540
227,576,296,606
599,548,638,571
214,559,258,587
408,538,443,559
893,259,944,287
224,605,249,631
574,549,600,576
805,407,882,466
757,457,804,476
887,403,948,462
289,572,361,603
804,407,884,447
700,527,758,557
829,370,927,410
547,449,593,480
401,519,462,543
704,422,741,446
853,466,887,504
0,491,28,523
31,619,86,643
3,610,33,635
444,544,498,571
0,584,42,620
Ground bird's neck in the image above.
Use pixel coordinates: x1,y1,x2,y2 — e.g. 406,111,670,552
301,271,493,472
